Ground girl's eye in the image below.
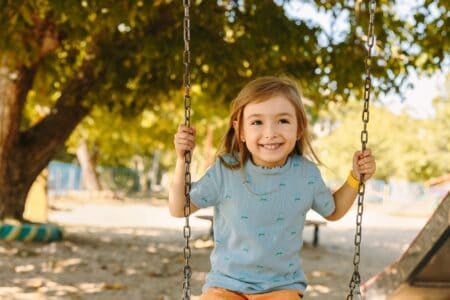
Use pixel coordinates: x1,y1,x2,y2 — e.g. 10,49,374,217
279,118,290,124
250,120,262,125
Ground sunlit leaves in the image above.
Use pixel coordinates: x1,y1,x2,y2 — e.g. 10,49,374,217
316,88,450,183
2,0,448,170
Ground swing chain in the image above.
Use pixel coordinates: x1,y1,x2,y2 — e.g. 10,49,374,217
182,0,192,299
347,1,376,299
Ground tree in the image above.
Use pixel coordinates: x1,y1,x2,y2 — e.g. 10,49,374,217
0,0,448,220
315,78,450,183
315,103,419,181
420,73,450,180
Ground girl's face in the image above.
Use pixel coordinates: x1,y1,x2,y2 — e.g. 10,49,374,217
238,95,299,168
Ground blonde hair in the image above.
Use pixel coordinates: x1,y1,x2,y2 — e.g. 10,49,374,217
217,76,320,169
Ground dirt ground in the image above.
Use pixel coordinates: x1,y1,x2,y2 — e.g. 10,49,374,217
0,195,430,300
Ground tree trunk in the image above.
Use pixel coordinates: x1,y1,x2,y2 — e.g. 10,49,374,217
0,58,100,220
149,150,161,191
76,139,101,191
0,59,37,220
133,155,146,192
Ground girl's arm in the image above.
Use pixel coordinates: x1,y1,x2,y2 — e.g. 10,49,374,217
326,149,376,221
168,125,200,217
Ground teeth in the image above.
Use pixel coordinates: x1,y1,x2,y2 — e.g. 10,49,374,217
262,144,280,150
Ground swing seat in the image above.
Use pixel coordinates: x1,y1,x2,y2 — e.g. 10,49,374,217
362,192,450,299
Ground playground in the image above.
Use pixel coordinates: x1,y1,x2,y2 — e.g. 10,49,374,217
1,1,449,299
0,194,438,300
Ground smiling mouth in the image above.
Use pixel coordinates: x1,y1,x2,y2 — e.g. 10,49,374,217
260,143,283,150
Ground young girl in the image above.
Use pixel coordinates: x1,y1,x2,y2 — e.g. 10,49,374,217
169,76,376,299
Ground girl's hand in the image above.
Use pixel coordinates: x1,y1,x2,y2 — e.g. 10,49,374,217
352,148,376,181
174,124,196,159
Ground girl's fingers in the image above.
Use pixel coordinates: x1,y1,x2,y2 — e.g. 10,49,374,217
176,129,195,136
358,155,375,165
176,140,193,147
175,138,195,147
358,160,373,168
359,164,375,174
178,125,196,134
359,162,374,170
174,125,196,158
175,130,195,143
175,136,195,145
357,149,372,160
174,126,196,146
354,148,375,178
179,132,195,140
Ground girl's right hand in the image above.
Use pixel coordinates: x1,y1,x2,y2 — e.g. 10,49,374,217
174,124,196,159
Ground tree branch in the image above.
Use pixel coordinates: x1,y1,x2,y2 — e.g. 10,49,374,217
18,59,104,177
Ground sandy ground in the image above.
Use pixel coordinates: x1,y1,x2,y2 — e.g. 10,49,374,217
0,196,431,300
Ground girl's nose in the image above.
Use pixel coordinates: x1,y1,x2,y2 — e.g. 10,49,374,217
264,124,276,139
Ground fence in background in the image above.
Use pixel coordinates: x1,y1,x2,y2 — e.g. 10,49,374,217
47,161,449,206
47,161,141,196
48,161,82,196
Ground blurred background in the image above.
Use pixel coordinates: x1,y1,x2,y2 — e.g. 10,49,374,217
0,1,449,299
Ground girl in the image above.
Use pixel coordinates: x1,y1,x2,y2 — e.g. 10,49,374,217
169,76,376,299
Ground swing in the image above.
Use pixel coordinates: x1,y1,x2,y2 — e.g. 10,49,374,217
180,1,376,299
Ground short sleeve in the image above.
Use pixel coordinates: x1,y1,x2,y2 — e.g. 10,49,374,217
190,159,223,208
311,166,335,217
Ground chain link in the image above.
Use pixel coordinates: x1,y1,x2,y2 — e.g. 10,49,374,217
182,0,192,299
347,1,376,299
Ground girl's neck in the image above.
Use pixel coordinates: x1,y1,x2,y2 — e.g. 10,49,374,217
249,156,289,169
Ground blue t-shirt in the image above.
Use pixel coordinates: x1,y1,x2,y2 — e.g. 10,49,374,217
190,154,335,294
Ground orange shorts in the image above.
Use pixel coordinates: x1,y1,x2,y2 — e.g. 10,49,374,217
199,287,302,300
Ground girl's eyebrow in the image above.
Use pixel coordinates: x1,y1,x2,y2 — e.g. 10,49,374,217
276,113,295,118
246,112,295,119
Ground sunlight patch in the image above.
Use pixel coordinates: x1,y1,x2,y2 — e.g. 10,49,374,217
15,264,35,273
306,284,331,296
0,287,23,296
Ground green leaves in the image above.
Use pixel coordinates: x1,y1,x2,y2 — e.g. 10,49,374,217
316,86,450,183
1,0,447,168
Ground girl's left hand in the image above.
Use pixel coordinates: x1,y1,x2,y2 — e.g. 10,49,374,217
352,148,376,181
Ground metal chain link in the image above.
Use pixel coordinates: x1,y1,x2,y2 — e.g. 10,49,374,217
182,0,192,299
347,1,376,299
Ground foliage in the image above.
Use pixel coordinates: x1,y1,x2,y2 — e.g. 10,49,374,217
1,0,449,170
315,78,450,182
